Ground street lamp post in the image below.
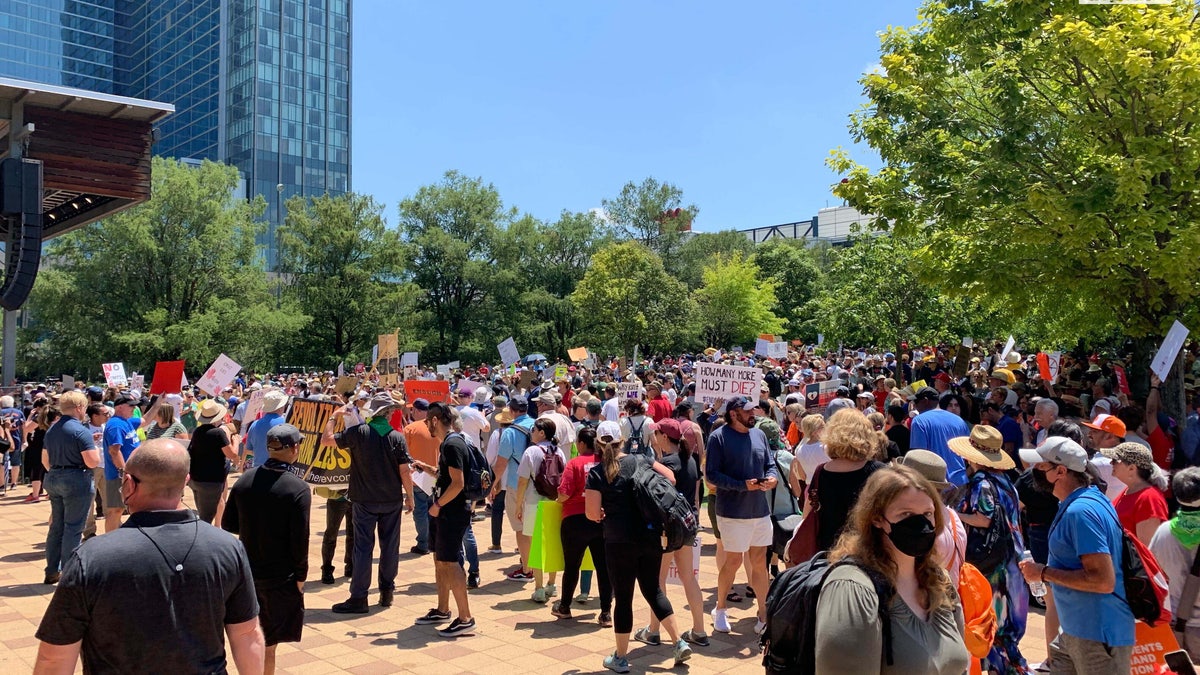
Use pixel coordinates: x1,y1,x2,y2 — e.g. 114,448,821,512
274,183,284,374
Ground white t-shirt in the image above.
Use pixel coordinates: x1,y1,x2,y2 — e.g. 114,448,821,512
1149,521,1200,628
602,397,621,423
795,440,830,483
457,405,489,449
517,441,566,506
486,426,503,467
538,410,576,454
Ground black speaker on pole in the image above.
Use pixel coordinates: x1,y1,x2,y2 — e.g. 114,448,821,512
0,158,43,311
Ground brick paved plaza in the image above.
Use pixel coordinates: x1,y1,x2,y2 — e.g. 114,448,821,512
0,484,1047,674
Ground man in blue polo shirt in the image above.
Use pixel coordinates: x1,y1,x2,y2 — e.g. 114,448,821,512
1019,436,1134,674
101,393,142,532
489,395,534,581
910,386,970,485
244,389,289,469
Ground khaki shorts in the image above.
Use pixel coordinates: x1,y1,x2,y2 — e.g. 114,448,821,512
505,488,522,533
100,472,124,511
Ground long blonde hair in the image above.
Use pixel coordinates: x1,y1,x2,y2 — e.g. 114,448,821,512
828,464,955,613
598,437,623,481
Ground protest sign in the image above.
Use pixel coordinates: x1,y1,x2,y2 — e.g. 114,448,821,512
1037,353,1052,381
694,362,763,405
196,354,241,396
962,337,974,348
240,389,266,429
518,369,536,390
567,347,588,363
377,333,399,385
334,376,357,397
371,345,379,366
130,374,144,393
1129,620,1180,674
102,362,128,387
61,374,74,391
1049,352,1062,382
1001,335,1016,361
498,337,520,366
1113,364,1131,396
286,399,349,485
755,338,771,355
150,361,186,395
337,362,344,377
618,382,641,399
817,334,824,346
767,341,788,359
954,346,971,377
436,364,452,377
405,379,451,405
401,351,419,368
457,379,483,396
665,536,701,586
553,365,568,380
355,362,365,374
804,380,840,414
1151,320,1189,382
448,360,460,369
402,365,419,381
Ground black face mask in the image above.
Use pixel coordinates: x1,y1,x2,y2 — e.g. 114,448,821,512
884,514,937,558
1032,467,1057,494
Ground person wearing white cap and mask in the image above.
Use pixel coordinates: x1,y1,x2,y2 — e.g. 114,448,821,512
1017,437,1135,674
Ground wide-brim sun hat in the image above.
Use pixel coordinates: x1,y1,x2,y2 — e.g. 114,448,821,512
947,425,1015,471
197,399,229,425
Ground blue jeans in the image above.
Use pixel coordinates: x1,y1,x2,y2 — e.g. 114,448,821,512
459,521,479,576
350,502,402,601
412,490,431,551
45,468,94,575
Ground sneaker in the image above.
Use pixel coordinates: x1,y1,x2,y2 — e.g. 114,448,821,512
22,493,38,503
754,619,768,636
545,583,557,598
43,572,60,585
574,592,590,604
471,512,486,522
437,617,476,637
633,627,661,646
414,608,451,625
410,546,430,556
681,630,710,647
598,611,613,628
550,602,573,619
673,639,693,666
712,608,731,633
487,545,504,554
603,653,631,673
379,587,394,607
331,598,369,614
320,570,336,585
531,587,549,603
506,569,533,582
467,573,480,589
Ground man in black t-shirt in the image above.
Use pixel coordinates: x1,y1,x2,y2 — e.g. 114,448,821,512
34,439,264,673
412,401,476,637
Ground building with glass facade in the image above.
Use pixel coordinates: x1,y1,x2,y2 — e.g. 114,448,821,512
0,0,351,267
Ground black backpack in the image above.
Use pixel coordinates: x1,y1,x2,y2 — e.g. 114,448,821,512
624,417,648,456
454,433,493,502
760,551,894,675
631,456,699,552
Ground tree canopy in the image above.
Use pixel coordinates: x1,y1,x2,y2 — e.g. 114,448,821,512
694,251,784,348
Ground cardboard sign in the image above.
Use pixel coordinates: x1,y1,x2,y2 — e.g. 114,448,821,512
693,362,763,405
405,379,451,405
102,362,128,387
334,376,357,397
150,360,186,395
518,370,536,390
1113,364,1131,396
1001,335,1016,362
1152,320,1189,382
755,338,771,355
498,337,520,366
1130,619,1180,674
665,536,702,586
567,347,589,362
286,399,349,486
954,346,971,377
196,354,241,396
804,380,840,414
61,375,74,391
618,382,641,399
240,389,266,429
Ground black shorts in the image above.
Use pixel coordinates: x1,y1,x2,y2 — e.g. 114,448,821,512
255,577,304,646
431,501,471,563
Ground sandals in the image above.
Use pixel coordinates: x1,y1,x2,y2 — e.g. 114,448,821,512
726,591,744,603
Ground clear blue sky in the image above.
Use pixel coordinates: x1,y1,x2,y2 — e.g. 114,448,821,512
352,1,924,233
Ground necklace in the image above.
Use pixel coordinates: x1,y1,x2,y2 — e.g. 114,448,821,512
135,517,200,573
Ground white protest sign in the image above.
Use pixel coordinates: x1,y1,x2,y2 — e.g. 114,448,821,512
448,360,460,369
618,382,641,399
755,338,771,355
962,337,974,348
130,374,145,393
196,354,241,396
694,362,763,405
666,536,701,586
1152,321,1190,382
1048,351,1062,382
817,334,824,346
240,388,266,428
102,362,128,387
1001,335,1016,361
498,337,520,366
436,364,452,377
768,342,788,359
371,344,379,366
337,362,344,377
401,352,419,368
62,375,74,391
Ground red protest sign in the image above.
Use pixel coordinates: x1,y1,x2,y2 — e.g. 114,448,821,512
1037,353,1051,381
1113,365,1132,396
150,361,186,395
403,379,451,405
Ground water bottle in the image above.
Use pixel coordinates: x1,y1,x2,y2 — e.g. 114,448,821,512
1021,550,1046,598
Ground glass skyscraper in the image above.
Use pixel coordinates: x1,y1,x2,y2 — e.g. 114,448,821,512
0,0,351,267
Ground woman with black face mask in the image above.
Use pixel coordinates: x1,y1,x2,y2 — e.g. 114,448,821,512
814,465,970,675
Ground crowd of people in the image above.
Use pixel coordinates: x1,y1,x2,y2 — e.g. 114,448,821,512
14,339,1200,673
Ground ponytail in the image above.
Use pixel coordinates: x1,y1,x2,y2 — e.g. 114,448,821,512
601,438,622,482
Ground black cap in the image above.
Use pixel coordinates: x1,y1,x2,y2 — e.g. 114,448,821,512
914,386,940,401
266,423,304,448
113,393,138,407
508,395,528,411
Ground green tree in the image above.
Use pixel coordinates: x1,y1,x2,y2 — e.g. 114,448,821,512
398,171,518,363
693,251,784,348
570,242,697,357
277,193,416,367
601,177,698,268
21,157,306,378
753,239,822,339
674,230,756,289
829,0,1200,406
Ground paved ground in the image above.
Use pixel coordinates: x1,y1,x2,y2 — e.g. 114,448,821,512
0,480,1047,674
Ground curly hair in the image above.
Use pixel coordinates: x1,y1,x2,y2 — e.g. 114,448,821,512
829,464,955,613
800,413,825,440
822,408,876,461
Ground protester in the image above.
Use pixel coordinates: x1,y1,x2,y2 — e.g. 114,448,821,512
553,427,612,625
814,464,970,674
41,391,101,585
243,388,289,469
516,417,564,603
1018,436,1135,674
808,408,888,553
318,485,354,584
793,413,827,486
221,424,311,675
1105,441,1169,545
145,401,188,441
492,395,536,581
486,406,514,553
34,439,265,674
586,421,692,672
910,387,970,486
404,398,438,556
185,398,238,524
948,425,1028,673
101,392,145,532
1149,467,1200,662
619,398,653,457
897,450,967,585
322,395,415,614
22,406,49,504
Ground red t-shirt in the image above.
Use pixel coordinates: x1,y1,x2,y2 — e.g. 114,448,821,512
647,396,673,423
558,454,600,518
1148,426,1174,471
872,389,888,412
1113,485,1169,535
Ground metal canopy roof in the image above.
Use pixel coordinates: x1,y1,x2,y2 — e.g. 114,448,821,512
0,76,173,124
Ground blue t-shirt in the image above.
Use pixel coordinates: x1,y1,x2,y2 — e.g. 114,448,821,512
705,425,777,519
1048,486,1135,646
994,415,1023,454
244,412,285,469
910,409,970,486
497,415,534,490
0,407,25,450
103,415,141,480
